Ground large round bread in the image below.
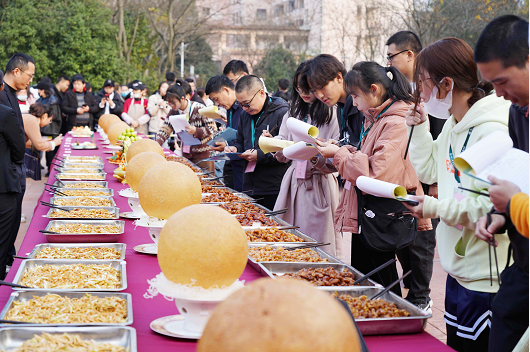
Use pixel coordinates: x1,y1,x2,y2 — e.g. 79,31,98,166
107,121,129,145
197,278,361,352
125,152,167,192
158,204,248,288
138,161,201,219
99,114,120,132
126,139,165,163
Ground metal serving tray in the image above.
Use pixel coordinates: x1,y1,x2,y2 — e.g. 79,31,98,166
258,262,380,287
52,187,114,196
53,180,109,188
11,259,127,292
246,227,318,245
45,206,120,220
60,162,105,168
44,220,124,243
0,291,133,326
201,192,254,203
0,326,137,351
57,167,105,173
27,243,126,260
320,287,431,335
50,196,116,207
56,173,107,181
241,214,292,230
247,244,340,273
61,156,103,163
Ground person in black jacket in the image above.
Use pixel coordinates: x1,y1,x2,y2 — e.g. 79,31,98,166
225,75,290,210
0,54,34,277
94,79,124,126
53,75,70,135
272,78,291,102
61,74,98,131
474,15,529,352
36,81,62,175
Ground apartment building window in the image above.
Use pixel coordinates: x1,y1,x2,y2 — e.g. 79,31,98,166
298,0,304,9
256,9,267,21
274,5,284,15
232,12,242,24
288,0,295,12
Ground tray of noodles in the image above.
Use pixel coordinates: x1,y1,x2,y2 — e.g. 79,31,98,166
46,207,120,220
27,243,126,260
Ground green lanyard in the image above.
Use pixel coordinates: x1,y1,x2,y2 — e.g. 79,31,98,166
449,127,474,184
338,105,345,139
250,110,265,148
228,109,233,128
357,101,395,149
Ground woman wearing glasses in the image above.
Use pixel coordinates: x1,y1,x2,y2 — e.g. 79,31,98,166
261,61,342,259
403,38,511,352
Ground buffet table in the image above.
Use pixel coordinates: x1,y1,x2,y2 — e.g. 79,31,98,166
0,133,455,351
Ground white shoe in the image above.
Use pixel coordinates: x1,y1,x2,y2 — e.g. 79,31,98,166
21,214,26,223
417,299,433,315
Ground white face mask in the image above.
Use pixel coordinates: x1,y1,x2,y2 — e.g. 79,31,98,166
133,93,141,99
17,95,27,102
424,78,453,119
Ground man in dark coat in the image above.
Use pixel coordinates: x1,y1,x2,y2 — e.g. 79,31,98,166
61,74,98,131
226,75,290,210
272,78,291,102
0,53,35,276
94,79,124,126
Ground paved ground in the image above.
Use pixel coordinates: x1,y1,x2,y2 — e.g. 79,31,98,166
17,177,448,344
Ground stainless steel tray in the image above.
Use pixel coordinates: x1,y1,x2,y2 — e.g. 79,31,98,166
52,180,109,188
0,291,133,326
50,196,116,207
320,287,431,335
59,162,104,168
56,173,107,181
44,220,125,243
45,206,120,220
57,167,105,173
52,187,114,196
241,214,291,230
0,326,137,351
27,243,126,260
258,262,380,287
201,192,254,204
11,259,127,292
61,156,103,163
246,227,317,245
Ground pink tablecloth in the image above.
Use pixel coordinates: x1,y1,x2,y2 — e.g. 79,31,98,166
0,133,454,352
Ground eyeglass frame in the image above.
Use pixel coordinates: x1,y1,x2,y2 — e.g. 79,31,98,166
230,74,243,84
19,69,35,79
238,89,262,109
386,49,410,62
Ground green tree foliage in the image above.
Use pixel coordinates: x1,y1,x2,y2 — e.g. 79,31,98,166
175,37,220,87
254,46,299,92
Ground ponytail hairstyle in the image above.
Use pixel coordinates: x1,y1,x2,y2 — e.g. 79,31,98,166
29,103,52,118
414,38,493,108
165,84,186,102
290,60,332,128
345,61,414,104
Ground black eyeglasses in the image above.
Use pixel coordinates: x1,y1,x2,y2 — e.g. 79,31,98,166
386,49,409,62
238,89,262,109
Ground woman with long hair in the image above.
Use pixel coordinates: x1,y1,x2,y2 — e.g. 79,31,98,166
403,38,511,351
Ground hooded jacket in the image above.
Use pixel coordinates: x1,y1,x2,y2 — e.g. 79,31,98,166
234,96,290,196
408,93,511,292
333,99,431,234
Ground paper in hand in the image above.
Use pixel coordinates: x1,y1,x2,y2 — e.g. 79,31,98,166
204,153,242,161
283,141,319,160
176,131,201,146
169,115,190,132
286,118,319,144
356,176,416,202
207,127,237,146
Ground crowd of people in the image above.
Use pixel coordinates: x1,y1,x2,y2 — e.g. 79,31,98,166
0,14,527,352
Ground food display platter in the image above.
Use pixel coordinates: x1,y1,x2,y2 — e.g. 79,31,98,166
200,192,255,204
60,156,103,163
0,327,137,351
27,243,127,260
45,206,120,220
56,173,107,181
56,167,105,173
52,187,114,197
52,180,109,188
320,287,431,335
59,162,105,168
43,220,124,243
258,262,380,287
245,227,318,245
0,291,133,326
49,196,116,207
11,259,127,292
71,143,98,150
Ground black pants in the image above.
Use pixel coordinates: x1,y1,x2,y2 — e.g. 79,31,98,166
6,180,25,268
0,192,18,280
396,218,438,304
351,234,401,296
447,323,490,352
223,161,234,190
488,264,529,352
254,194,278,212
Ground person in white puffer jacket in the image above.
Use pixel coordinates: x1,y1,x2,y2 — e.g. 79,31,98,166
147,81,171,134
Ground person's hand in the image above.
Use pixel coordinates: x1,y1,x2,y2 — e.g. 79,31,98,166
402,195,425,218
185,125,197,135
53,134,63,146
315,141,340,158
83,105,90,112
159,102,166,109
262,130,273,138
475,214,505,246
76,107,84,114
212,141,226,152
488,176,521,213
405,101,427,127
428,184,438,199
240,149,258,162
224,146,237,153
130,120,139,128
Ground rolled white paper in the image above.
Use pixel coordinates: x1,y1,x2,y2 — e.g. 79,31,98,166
356,176,408,199
286,118,319,144
283,141,319,160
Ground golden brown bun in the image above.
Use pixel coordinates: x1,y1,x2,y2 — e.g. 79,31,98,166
104,118,123,133
126,139,165,163
125,152,167,192
158,204,248,288
99,114,120,132
107,121,129,145
198,278,361,352
138,161,201,219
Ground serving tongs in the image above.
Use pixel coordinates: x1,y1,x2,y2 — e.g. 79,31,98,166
370,270,411,300
487,211,501,286
0,280,30,289
265,208,287,216
39,230,61,235
285,242,330,251
39,201,72,212
353,258,397,285
54,175,65,186
44,187,68,197
0,319,37,324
